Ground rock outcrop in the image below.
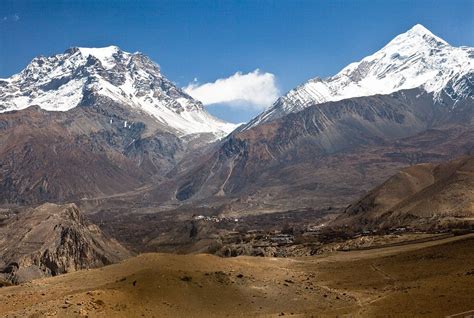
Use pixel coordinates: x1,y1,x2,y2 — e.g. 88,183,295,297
0,203,131,284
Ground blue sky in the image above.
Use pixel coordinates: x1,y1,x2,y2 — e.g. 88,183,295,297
1,0,473,123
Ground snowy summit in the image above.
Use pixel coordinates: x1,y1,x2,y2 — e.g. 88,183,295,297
247,24,474,128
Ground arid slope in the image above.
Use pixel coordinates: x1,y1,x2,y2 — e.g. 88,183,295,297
337,156,474,230
0,234,473,317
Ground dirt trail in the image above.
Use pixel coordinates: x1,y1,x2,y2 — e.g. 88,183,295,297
79,183,154,201
305,232,474,263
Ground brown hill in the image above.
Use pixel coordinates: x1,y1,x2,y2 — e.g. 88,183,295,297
0,234,473,317
336,156,474,230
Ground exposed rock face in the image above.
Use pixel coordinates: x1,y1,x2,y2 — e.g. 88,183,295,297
0,203,131,283
335,156,474,230
0,105,186,204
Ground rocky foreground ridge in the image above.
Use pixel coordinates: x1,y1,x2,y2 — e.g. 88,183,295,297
0,203,130,284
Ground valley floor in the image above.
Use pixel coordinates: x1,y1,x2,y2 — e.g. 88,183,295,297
1,234,473,317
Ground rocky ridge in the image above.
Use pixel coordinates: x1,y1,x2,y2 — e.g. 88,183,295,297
0,203,131,284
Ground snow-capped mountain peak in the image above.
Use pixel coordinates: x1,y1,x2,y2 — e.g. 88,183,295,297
247,24,473,128
0,46,236,138
76,46,123,69
391,23,448,46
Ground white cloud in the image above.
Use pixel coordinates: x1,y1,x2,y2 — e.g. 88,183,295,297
184,69,280,110
1,14,20,23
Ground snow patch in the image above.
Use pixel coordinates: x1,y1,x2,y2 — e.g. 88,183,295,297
78,46,120,69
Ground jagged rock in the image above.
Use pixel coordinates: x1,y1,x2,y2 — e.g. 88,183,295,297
0,203,131,283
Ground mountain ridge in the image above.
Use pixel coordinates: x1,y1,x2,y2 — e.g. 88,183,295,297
169,87,473,214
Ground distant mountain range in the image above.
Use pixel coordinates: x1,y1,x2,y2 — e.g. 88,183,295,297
0,24,472,225
0,24,473,278
170,24,473,213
